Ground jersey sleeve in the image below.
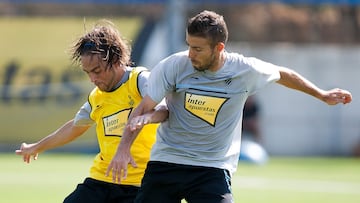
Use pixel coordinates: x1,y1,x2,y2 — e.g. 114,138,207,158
147,54,179,103
137,70,150,98
245,56,281,94
74,101,95,126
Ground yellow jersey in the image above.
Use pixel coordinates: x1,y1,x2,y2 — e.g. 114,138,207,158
88,67,157,186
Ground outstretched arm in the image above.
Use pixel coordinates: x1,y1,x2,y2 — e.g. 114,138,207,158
276,67,352,105
15,119,90,163
106,95,167,183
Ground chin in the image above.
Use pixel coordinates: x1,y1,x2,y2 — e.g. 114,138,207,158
192,64,201,70
194,66,207,72
97,86,109,92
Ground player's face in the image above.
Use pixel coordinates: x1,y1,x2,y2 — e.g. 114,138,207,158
186,34,219,72
81,54,118,92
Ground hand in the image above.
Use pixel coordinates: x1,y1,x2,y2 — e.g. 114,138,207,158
15,143,39,163
322,88,352,105
106,148,137,184
128,114,152,131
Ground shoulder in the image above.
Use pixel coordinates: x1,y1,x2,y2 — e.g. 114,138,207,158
154,50,190,74
88,86,101,106
132,66,150,79
159,50,189,65
88,86,99,97
129,67,150,96
226,52,252,65
226,52,277,70
131,66,149,75
126,66,149,80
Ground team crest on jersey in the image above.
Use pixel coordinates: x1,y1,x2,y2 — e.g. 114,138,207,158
102,108,132,136
185,92,228,126
128,95,135,107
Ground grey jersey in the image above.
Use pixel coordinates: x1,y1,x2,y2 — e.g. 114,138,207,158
148,50,280,174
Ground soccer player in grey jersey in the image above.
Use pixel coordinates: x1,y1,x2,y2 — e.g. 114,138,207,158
108,10,352,203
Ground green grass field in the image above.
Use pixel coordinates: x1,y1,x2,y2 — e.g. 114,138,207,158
2,153,359,203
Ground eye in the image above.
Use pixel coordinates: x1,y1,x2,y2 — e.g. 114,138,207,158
190,47,202,53
94,68,101,73
92,66,103,74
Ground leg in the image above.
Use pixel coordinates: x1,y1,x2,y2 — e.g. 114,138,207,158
135,162,182,203
185,168,234,203
63,178,108,203
108,184,139,203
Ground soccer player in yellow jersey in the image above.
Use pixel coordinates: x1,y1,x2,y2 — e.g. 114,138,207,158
15,20,168,203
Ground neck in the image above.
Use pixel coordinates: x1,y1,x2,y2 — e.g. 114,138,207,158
111,65,126,90
211,51,226,72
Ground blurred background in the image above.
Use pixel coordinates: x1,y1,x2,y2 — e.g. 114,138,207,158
0,0,359,157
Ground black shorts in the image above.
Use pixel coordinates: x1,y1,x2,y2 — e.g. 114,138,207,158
63,178,139,203
135,161,233,203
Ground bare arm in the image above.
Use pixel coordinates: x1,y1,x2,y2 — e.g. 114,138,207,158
276,67,352,105
15,119,90,163
128,99,168,131
106,95,165,183
119,95,160,151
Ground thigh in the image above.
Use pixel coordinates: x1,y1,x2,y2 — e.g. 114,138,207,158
135,162,182,203
63,178,108,203
185,168,234,203
109,185,139,203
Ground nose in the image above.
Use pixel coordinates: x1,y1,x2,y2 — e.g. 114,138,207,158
188,49,195,59
88,73,97,83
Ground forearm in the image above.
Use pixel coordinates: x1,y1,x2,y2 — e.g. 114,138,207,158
34,120,88,153
150,109,169,123
118,95,160,150
276,67,325,101
148,102,169,123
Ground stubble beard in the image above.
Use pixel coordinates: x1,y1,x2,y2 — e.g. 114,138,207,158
192,51,217,72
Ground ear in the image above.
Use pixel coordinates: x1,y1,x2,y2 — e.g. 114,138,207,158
112,59,121,67
216,42,225,52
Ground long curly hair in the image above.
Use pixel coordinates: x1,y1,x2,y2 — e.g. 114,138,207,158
70,20,132,70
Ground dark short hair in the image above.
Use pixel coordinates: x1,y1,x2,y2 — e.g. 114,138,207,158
71,20,131,69
187,10,228,47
